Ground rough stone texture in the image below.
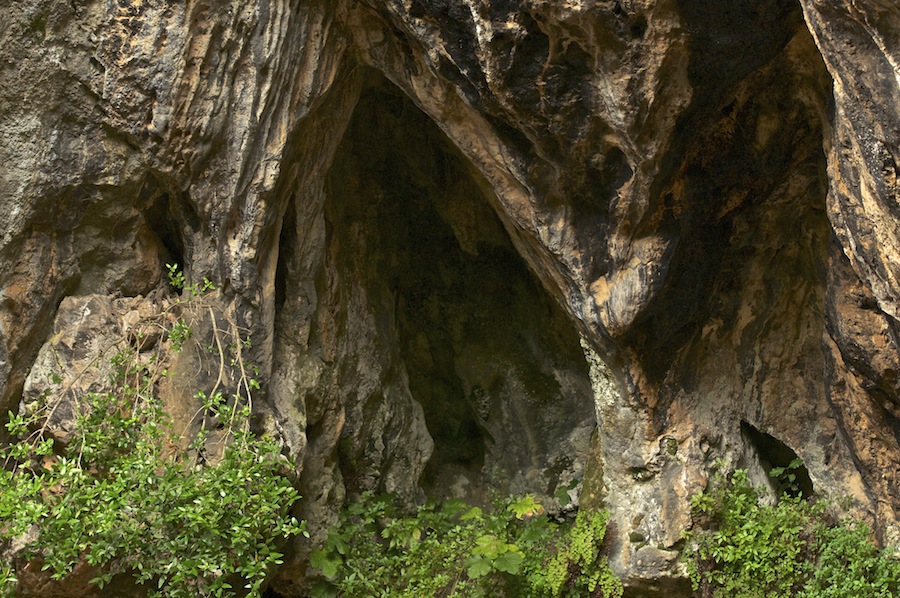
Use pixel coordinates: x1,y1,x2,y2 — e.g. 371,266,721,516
801,0,900,548
1,0,898,595
21,294,154,446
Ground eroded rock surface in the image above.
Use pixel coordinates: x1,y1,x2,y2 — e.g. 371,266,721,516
1,0,898,594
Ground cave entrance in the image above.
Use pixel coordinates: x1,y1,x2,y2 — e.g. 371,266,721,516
324,73,595,507
741,421,814,498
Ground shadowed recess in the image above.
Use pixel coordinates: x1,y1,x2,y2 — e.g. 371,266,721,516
323,73,596,505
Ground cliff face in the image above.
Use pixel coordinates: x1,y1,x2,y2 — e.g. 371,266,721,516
0,0,898,594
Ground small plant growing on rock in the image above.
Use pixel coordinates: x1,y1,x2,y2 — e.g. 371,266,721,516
0,266,305,597
768,457,805,497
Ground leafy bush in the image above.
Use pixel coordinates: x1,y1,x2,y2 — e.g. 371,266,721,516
310,492,622,597
683,465,900,598
0,267,305,597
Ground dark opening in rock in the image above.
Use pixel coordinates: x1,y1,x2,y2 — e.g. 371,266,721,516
141,180,183,270
141,175,201,285
274,193,296,313
322,73,595,507
741,421,814,498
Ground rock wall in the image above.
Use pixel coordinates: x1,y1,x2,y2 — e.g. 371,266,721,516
1,0,898,595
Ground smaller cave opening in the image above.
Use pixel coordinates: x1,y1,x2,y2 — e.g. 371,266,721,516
139,174,208,295
741,421,814,498
628,14,648,39
273,193,297,313
141,178,187,270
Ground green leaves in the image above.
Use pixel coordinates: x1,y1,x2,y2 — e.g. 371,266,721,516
769,457,805,496
310,492,622,597
4,411,28,437
507,493,544,519
310,549,343,580
465,556,492,579
467,533,524,577
683,466,900,598
0,276,303,598
166,263,216,297
167,318,192,352
492,550,525,574
529,509,619,598
166,263,186,290
1,399,302,597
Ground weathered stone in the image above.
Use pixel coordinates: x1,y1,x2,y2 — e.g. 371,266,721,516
20,290,252,453
1,0,899,595
22,295,145,445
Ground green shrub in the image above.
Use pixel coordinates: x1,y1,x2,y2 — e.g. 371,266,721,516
0,268,305,597
310,492,622,598
683,465,900,598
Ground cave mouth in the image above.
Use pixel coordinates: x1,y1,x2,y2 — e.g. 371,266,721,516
741,421,814,498
324,73,596,507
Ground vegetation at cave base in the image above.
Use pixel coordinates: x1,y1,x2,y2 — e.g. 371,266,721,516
3,262,896,598
310,491,622,597
683,464,900,597
0,267,305,597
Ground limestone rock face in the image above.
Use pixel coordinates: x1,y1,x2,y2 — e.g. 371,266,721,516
1,0,898,594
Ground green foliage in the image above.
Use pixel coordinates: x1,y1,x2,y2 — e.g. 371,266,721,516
167,318,192,352
683,465,900,598
529,509,622,598
166,263,215,298
310,492,622,598
768,457,804,496
166,262,186,290
0,563,13,591
0,267,304,597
